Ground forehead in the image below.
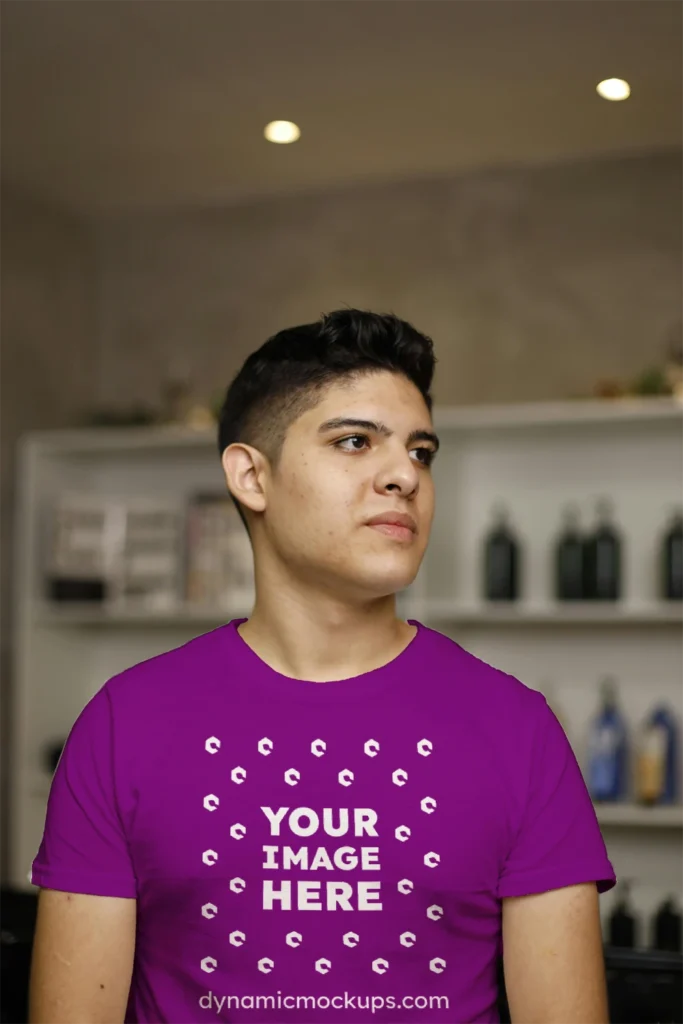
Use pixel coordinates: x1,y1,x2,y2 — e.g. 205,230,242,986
298,371,431,430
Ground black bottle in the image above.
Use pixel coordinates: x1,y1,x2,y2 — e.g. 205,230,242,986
651,896,682,953
608,880,637,948
661,510,683,601
43,740,65,774
583,498,622,601
554,505,584,600
483,504,520,601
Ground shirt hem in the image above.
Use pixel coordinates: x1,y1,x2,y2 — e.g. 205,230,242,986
497,861,616,899
30,864,137,899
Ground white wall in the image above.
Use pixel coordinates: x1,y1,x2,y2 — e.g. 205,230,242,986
94,149,682,410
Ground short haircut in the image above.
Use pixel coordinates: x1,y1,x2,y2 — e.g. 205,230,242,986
217,308,437,531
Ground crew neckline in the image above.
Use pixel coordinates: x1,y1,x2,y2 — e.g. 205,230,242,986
225,617,425,703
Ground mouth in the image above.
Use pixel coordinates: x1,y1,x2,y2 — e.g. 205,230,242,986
365,511,417,542
367,523,415,542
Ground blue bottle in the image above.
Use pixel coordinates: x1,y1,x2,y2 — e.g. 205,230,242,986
587,677,628,802
636,705,679,806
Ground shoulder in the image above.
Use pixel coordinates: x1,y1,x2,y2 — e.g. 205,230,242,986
102,623,234,712
417,621,546,716
413,624,559,852
417,618,544,708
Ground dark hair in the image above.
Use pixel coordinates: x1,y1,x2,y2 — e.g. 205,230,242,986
217,308,437,531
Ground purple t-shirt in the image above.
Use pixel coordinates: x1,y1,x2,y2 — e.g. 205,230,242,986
32,618,616,1023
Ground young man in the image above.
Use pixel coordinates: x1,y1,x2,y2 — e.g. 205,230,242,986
29,309,616,1023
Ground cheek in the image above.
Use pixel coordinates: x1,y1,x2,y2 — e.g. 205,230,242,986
420,476,436,512
290,456,357,500
279,462,334,516
280,461,356,535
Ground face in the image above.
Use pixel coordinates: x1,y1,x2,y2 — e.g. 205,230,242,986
227,371,438,602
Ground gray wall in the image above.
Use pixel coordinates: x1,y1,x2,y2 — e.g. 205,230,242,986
0,185,97,882
95,149,682,410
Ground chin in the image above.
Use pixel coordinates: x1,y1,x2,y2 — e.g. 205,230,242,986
351,559,419,596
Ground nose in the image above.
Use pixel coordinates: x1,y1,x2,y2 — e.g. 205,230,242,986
373,447,420,498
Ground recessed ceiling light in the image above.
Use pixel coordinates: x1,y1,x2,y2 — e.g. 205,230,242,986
264,121,301,144
596,78,631,101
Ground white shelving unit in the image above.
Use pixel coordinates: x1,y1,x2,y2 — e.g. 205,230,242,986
10,396,683,941
594,804,683,829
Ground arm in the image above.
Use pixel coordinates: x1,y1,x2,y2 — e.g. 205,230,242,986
502,882,610,1024
28,888,136,1024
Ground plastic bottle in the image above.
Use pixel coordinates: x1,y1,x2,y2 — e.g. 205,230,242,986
608,880,637,948
43,739,65,774
583,498,622,601
661,509,683,601
483,503,520,602
651,896,682,953
587,677,628,802
635,704,679,806
554,505,584,600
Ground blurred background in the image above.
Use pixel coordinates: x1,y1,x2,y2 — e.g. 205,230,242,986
1,1,682,1021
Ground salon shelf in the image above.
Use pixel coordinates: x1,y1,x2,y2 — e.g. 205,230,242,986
594,804,683,829
33,600,251,628
23,782,683,831
420,601,683,627
11,397,683,895
32,600,682,629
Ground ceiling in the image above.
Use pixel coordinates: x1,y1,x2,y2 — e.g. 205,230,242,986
1,0,681,216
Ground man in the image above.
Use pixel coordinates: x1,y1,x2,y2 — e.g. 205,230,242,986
29,309,615,1023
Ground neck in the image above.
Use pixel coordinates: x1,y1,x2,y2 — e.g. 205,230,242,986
238,562,414,683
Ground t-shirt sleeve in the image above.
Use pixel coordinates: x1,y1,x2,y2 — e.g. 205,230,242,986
497,692,617,899
31,683,137,898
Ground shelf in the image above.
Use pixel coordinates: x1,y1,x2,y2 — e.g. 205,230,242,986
433,396,683,431
33,600,682,629
34,601,252,628
25,777,681,831
13,397,683,893
22,397,683,457
22,424,217,456
594,804,683,829
422,602,682,627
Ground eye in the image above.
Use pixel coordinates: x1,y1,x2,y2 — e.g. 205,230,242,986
333,435,435,466
334,434,370,452
412,447,436,467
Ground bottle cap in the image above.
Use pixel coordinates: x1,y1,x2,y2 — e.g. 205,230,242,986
562,504,580,526
657,897,675,914
615,878,633,907
599,676,618,706
596,496,614,519
491,501,508,522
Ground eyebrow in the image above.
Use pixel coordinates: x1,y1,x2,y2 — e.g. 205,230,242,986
317,417,440,452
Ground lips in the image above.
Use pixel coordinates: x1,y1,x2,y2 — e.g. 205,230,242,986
365,511,417,533
368,522,415,541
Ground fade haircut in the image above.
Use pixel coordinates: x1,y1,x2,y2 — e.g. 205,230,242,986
217,308,437,531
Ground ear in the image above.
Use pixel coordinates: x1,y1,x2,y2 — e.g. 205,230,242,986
221,443,268,515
